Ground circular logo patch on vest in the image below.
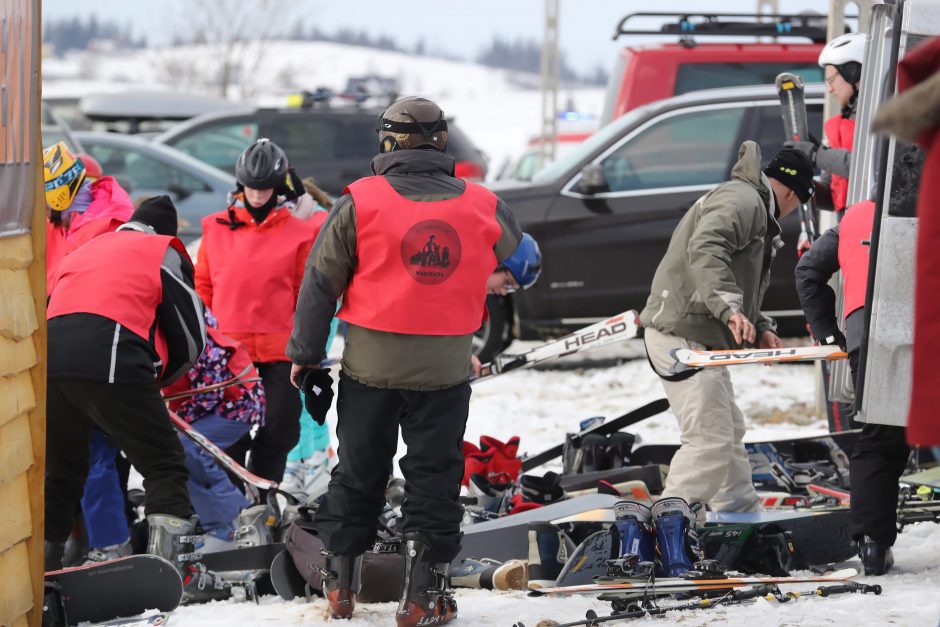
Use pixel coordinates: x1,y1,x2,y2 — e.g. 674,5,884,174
400,219,462,284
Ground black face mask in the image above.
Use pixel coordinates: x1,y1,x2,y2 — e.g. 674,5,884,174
244,192,278,224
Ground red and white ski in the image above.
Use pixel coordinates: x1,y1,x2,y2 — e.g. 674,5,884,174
670,345,846,372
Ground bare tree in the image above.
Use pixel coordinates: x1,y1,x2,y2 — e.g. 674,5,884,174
158,0,308,99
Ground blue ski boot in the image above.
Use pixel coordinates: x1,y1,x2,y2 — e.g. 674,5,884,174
651,497,702,577
612,500,655,562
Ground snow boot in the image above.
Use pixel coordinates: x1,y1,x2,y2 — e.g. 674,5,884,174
461,441,494,487
45,540,65,571
858,536,894,576
449,557,528,590
467,473,510,514
520,471,566,505
396,534,457,627
479,435,522,483
320,550,363,619
652,497,701,577
606,432,637,469
526,522,569,588
146,514,232,604
279,460,305,495
234,503,276,548
301,449,333,500
580,433,612,473
612,500,655,562
82,539,133,564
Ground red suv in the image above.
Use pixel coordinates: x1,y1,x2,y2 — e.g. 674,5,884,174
601,12,831,124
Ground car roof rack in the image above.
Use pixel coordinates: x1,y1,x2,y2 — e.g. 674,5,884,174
613,12,847,45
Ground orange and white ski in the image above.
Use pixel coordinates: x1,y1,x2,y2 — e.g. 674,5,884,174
670,345,846,373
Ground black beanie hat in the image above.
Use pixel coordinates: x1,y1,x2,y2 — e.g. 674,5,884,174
764,148,816,203
131,195,178,237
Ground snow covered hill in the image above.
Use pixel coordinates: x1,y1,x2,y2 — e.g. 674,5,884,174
43,40,605,172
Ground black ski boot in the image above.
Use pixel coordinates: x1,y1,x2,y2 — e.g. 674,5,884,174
527,522,569,588
45,541,65,571
449,558,527,590
858,536,894,575
146,514,232,604
320,550,363,619
396,534,457,627
606,432,637,469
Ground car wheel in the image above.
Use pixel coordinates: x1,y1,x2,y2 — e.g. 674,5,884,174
473,295,513,362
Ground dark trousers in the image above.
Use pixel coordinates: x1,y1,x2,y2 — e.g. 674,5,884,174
314,373,470,563
227,361,302,484
46,378,193,543
847,350,910,546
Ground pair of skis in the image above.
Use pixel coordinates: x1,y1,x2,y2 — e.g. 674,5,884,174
528,567,859,598
519,578,880,627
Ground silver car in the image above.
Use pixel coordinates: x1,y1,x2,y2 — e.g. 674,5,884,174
74,131,236,242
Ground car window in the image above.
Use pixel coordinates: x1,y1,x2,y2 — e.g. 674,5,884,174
267,117,376,169
84,144,207,192
599,107,746,192
171,121,259,173
675,64,824,95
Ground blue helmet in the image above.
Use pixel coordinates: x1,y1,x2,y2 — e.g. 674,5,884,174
502,233,542,290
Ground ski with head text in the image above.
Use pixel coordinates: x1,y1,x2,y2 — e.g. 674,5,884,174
474,310,640,382
670,345,846,373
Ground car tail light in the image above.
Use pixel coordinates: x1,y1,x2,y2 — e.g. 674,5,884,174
455,161,485,182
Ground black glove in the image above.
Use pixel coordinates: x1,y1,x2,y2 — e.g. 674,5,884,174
821,330,847,352
784,139,819,163
299,367,334,426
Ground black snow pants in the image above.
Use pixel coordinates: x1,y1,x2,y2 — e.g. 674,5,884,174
45,378,193,543
313,373,470,563
226,361,302,485
847,348,910,546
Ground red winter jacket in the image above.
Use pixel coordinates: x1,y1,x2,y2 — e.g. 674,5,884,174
46,176,134,289
896,37,940,446
195,195,317,363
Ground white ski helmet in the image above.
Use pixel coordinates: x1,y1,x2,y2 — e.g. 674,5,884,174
819,33,866,83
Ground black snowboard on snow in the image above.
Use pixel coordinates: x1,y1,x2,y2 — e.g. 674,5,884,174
702,507,854,569
630,430,860,468
44,555,182,626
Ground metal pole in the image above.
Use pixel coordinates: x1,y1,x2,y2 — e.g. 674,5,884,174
539,0,559,168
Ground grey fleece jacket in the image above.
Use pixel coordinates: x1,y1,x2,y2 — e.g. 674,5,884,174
639,141,783,349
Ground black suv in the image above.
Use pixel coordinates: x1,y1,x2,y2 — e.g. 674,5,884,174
152,106,488,196
476,84,825,360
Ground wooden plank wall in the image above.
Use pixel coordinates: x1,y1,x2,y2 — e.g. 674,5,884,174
0,1,46,625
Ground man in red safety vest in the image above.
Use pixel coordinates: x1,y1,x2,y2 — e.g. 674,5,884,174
287,97,522,625
44,196,230,603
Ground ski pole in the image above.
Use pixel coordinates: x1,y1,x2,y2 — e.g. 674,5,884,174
162,364,260,401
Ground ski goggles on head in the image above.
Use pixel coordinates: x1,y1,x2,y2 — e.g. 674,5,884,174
44,159,85,192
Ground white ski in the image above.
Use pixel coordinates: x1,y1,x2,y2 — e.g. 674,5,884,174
670,345,847,373
475,310,639,382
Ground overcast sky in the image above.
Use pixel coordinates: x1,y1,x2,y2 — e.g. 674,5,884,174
42,0,841,74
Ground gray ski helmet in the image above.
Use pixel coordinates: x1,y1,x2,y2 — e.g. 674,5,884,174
235,138,288,189
376,97,448,153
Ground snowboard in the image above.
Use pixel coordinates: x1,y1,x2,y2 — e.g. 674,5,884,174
553,529,615,587
270,549,310,601
703,507,854,569
45,555,182,626
901,465,940,489
457,494,622,563
558,464,664,494
95,613,171,626
630,431,859,492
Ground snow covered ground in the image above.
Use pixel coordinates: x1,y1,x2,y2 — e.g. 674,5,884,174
162,348,940,626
